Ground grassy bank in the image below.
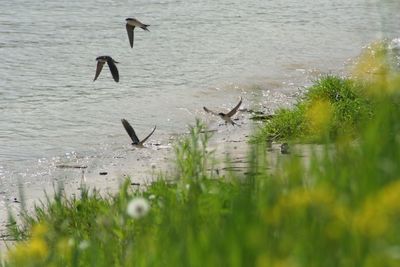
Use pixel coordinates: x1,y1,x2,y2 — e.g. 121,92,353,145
255,40,400,144
254,75,374,143
2,43,400,267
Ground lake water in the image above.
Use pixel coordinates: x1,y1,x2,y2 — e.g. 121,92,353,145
0,0,399,195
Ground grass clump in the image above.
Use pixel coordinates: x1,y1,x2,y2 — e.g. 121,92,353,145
256,75,374,142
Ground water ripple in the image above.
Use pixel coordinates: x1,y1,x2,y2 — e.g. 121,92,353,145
0,0,399,187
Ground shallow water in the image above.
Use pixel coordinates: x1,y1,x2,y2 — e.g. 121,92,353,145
0,0,399,194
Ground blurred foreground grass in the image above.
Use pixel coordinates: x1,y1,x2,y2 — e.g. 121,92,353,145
2,41,400,266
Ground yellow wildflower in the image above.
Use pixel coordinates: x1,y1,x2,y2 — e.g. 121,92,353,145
306,100,333,136
7,222,50,264
31,223,48,239
29,238,49,259
268,187,336,224
8,238,48,265
352,41,400,95
354,180,400,237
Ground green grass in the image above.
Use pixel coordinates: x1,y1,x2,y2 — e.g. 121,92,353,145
3,46,400,266
255,75,374,143
3,94,400,266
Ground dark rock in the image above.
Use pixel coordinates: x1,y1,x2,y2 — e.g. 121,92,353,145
280,143,290,154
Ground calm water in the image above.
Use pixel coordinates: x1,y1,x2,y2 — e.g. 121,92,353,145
0,0,399,188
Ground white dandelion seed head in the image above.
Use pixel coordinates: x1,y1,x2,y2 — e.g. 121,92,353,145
126,197,150,219
78,240,90,250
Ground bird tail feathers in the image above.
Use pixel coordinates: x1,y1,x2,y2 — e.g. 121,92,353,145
141,25,150,31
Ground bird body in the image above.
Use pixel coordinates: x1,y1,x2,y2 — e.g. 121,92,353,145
203,97,243,125
121,119,156,148
125,18,150,48
217,112,237,126
94,56,119,82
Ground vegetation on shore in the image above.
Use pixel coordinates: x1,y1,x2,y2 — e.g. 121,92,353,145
2,41,400,267
254,75,374,142
255,40,400,143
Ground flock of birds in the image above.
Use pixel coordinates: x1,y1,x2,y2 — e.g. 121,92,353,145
93,18,243,148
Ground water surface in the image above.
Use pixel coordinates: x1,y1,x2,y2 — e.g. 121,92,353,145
0,0,399,195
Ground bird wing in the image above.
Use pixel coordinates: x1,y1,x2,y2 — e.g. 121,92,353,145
93,61,105,81
121,119,140,144
107,59,119,82
203,106,219,116
226,97,242,117
126,24,135,48
139,125,156,145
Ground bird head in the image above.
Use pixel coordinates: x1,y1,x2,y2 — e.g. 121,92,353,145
96,56,107,61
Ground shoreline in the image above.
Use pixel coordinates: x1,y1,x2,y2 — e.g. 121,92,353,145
0,103,254,248
0,73,362,253
0,85,303,252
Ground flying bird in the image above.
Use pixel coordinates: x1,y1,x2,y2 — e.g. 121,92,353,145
121,119,156,148
203,97,242,125
93,56,119,82
125,18,150,48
